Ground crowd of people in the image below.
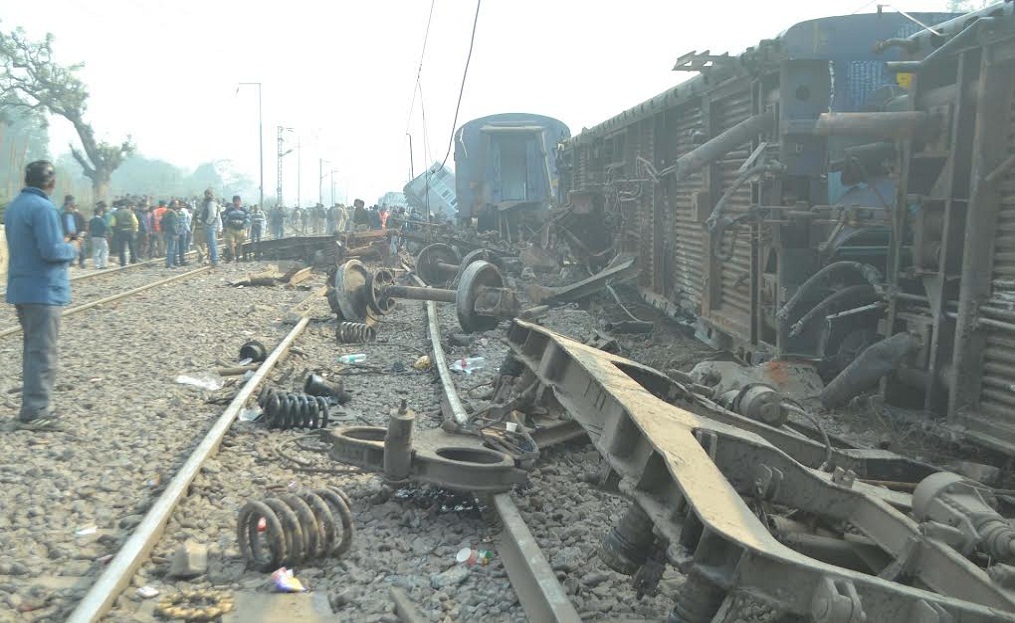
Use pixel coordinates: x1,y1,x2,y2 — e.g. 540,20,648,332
265,199,432,238
58,193,435,271
59,191,261,269
3,158,458,430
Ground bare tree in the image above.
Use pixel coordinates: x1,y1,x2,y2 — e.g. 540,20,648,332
0,25,133,199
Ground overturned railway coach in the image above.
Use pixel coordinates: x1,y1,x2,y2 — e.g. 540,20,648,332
558,6,1015,453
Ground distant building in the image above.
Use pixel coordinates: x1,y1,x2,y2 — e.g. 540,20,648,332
402,162,457,220
377,191,408,209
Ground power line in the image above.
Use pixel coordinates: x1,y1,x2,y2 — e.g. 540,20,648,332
439,0,482,169
405,0,438,134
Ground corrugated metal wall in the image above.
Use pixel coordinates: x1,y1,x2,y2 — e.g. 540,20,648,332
710,88,755,339
979,85,1015,419
670,104,706,314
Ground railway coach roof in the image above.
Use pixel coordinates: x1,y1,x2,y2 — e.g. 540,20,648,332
569,11,958,144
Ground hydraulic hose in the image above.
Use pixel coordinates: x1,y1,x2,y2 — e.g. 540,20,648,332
776,261,886,325
820,333,919,409
789,284,878,338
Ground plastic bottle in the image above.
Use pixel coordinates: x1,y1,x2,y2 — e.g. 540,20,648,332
337,353,367,364
449,356,485,374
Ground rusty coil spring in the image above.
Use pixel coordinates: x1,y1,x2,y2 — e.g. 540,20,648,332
155,589,234,622
257,387,330,429
236,487,354,571
336,321,376,344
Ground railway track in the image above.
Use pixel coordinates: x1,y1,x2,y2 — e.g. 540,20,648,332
0,261,309,622
4,253,646,623
0,243,220,301
0,266,210,339
10,249,995,622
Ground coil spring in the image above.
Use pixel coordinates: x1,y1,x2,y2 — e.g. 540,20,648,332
337,321,376,343
257,387,330,429
237,487,354,571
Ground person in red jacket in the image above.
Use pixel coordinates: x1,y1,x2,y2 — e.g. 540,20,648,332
152,200,168,257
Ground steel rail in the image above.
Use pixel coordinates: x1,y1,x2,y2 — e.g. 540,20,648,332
413,267,580,622
408,270,471,428
66,316,311,623
0,266,210,339
0,242,219,299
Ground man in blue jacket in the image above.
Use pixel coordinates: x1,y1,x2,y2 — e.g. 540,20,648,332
4,161,80,431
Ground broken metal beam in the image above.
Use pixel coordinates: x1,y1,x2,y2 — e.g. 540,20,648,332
505,320,1015,621
528,255,639,305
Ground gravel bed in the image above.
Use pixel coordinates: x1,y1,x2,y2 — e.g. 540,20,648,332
6,253,963,623
0,263,206,334
0,261,310,622
103,290,525,623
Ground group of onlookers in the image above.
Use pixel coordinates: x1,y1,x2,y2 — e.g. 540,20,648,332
59,191,263,269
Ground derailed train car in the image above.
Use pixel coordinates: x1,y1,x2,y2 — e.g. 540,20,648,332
558,6,1015,453
454,113,569,238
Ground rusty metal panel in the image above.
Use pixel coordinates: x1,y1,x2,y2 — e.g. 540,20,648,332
710,87,755,340
669,103,706,313
978,87,1015,430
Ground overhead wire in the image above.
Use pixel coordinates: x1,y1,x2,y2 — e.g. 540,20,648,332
404,0,438,134
439,0,483,170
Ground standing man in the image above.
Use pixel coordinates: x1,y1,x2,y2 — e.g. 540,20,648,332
248,204,265,260
269,205,285,240
134,200,151,260
177,200,192,266
61,196,87,268
4,161,80,430
88,205,110,269
161,201,180,268
151,200,168,258
112,200,138,266
199,189,220,267
223,195,250,261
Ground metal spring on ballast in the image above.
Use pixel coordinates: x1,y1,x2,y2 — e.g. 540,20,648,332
336,322,376,343
236,487,354,571
257,387,330,430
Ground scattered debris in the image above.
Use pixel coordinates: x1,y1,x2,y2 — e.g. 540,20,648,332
168,540,209,579
455,547,493,567
175,373,225,391
155,589,234,621
137,586,160,599
271,567,306,593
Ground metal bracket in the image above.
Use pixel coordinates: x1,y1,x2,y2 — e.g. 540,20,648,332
811,577,868,623
673,50,733,72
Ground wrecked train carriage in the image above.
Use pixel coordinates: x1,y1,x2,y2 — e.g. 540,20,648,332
557,10,958,366
454,113,570,239
558,8,1015,451
881,4,1015,452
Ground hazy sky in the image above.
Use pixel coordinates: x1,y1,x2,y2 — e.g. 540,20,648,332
2,0,957,204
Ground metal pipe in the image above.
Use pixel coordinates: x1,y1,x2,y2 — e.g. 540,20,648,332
814,112,932,139
886,18,995,74
384,284,457,303
67,317,311,623
655,110,775,182
383,401,415,481
820,333,920,409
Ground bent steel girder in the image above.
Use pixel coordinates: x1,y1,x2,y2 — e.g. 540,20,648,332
506,320,1015,621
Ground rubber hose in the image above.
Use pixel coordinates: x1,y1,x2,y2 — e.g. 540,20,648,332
820,333,919,409
789,284,878,338
776,261,886,324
